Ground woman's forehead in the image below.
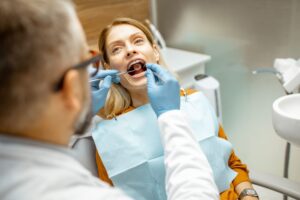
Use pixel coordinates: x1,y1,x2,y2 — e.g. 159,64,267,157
107,24,145,43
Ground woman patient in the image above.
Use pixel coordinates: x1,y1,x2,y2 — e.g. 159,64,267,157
91,17,258,200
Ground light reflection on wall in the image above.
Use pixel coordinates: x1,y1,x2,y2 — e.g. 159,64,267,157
157,0,300,181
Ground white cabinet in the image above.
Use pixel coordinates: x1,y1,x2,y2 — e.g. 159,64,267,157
161,47,211,88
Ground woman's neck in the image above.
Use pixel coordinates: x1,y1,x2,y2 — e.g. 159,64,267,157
129,88,149,108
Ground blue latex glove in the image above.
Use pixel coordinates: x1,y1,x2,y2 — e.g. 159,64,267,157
146,63,180,117
90,69,120,115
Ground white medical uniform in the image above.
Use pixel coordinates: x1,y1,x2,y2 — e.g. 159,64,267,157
0,110,218,200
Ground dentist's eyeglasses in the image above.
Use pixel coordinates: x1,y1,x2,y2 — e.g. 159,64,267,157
53,54,102,91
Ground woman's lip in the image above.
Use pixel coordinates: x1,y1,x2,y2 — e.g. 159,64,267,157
130,71,146,78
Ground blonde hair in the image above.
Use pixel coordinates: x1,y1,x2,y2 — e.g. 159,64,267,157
98,17,165,119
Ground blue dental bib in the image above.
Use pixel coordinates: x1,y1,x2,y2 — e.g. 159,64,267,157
92,92,237,200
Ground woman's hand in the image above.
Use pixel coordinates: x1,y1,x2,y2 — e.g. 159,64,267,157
236,182,259,200
240,197,259,200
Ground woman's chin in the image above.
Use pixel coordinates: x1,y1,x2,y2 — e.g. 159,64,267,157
121,74,147,91
129,78,147,89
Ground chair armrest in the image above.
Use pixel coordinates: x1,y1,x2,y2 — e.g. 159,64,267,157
71,136,98,177
250,170,300,199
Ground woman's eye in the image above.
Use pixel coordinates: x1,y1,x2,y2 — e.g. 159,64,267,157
112,47,121,54
134,38,144,45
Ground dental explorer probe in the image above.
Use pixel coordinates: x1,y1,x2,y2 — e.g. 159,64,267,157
89,65,165,83
89,69,136,83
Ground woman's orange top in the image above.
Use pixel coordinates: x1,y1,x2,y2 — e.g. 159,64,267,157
95,89,250,200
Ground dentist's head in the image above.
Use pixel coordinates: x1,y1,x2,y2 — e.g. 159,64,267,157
0,0,92,145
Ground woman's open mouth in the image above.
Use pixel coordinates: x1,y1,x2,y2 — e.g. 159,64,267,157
127,60,147,76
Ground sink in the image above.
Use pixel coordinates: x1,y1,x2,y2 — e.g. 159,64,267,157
272,94,300,147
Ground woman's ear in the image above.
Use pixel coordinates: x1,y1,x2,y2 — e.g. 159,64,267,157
153,44,160,63
104,62,111,69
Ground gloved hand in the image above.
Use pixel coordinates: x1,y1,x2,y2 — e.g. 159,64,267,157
146,63,180,117
90,69,120,115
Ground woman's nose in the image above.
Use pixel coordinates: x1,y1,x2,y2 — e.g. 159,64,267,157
126,44,137,57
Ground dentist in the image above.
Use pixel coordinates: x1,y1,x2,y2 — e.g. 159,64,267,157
0,0,218,200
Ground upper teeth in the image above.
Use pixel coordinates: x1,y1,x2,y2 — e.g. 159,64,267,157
129,60,143,68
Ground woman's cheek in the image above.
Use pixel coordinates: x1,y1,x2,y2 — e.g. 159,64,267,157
109,58,126,71
108,61,121,70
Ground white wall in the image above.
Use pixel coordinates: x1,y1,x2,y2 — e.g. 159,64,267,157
157,0,300,182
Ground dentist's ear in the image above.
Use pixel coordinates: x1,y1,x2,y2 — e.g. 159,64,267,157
61,70,82,112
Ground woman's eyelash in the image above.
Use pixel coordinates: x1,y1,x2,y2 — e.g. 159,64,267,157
135,38,144,43
112,47,121,53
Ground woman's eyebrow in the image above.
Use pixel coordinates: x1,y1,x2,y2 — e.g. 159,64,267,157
130,33,147,42
130,32,144,38
107,40,123,49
